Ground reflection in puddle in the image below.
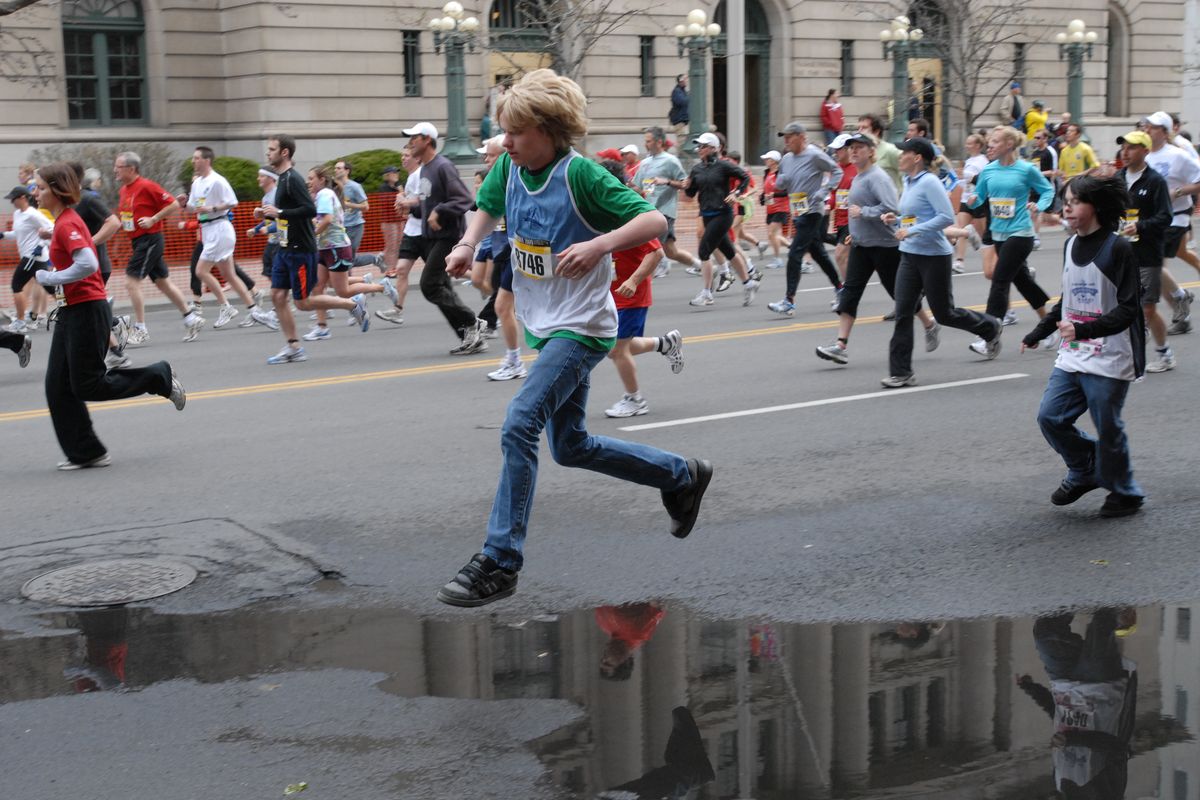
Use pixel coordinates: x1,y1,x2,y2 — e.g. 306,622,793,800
2,601,1196,798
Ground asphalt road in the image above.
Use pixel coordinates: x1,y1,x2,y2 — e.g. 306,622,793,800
2,228,1199,627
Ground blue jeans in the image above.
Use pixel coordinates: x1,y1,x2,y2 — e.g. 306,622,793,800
483,336,692,571
1036,368,1143,497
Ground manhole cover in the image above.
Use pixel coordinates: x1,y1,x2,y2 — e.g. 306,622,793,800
21,558,198,607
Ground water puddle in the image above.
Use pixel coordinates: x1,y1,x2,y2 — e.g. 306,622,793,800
2,600,1196,798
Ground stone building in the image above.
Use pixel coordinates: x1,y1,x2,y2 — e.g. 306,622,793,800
0,0,1192,175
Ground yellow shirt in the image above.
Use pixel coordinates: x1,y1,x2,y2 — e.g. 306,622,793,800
1024,108,1048,138
1059,142,1098,178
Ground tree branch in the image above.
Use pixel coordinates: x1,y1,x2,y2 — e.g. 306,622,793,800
0,0,43,15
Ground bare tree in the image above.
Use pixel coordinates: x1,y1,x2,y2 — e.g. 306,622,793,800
0,0,44,14
857,0,1046,148
0,0,55,86
486,0,650,84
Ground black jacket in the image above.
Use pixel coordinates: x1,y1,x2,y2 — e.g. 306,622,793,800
1118,165,1172,267
685,157,749,213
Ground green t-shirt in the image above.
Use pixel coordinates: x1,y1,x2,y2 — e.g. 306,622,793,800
477,151,655,351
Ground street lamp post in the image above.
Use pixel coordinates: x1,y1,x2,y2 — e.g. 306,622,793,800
1055,19,1097,127
879,16,931,145
429,2,481,163
673,10,722,157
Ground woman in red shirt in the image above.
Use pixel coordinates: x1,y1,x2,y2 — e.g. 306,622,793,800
759,151,791,268
33,162,186,470
820,88,845,145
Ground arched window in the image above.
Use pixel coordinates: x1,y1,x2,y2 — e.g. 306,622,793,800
62,0,147,126
1105,4,1129,118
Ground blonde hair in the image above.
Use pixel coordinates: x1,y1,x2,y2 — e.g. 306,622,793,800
497,69,588,153
990,125,1026,151
965,132,986,151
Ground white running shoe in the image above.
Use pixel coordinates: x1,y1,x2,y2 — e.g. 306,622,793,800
487,359,528,381
104,350,131,370
968,337,988,356
756,241,769,257
952,259,965,274
605,393,648,418
450,319,488,355
1146,352,1176,373
1002,309,1019,326
214,304,239,328
351,293,370,332
168,369,186,410
880,374,917,388
380,276,400,304
653,261,671,279
800,261,816,274
767,299,795,317
660,329,684,373
182,313,205,343
815,341,848,364
924,322,941,352
267,345,307,364
689,289,714,307
7,318,28,333
684,265,702,276
237,308,259,327
128,326,148,345
251,307,280,330
302,325,331,341
742,279,761,306
375,306,404,325
966,227,982,251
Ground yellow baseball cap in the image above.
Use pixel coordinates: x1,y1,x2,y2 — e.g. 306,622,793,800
1116,131,1151,149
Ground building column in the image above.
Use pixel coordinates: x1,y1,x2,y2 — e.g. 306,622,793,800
832,625,871,790
726,0,746,155
424,619,482,698
790,623,834,797
956,620,997,751
643,610,689,766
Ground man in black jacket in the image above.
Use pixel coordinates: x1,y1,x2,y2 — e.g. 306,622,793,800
1116,131,1176,372
403,122,485,354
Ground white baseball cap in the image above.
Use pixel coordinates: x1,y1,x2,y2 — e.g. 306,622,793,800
402,122,439,140
1140,111,1173,130
692,132,720,148
620,144,640,155
759,150,782,162
829,133,853,150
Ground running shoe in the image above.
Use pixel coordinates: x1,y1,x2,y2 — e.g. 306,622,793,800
924,322,942,352
1051,480,1099,505
487,359,527,381
104,350,131,370
685,265,702,276
375,306,405,325
714,271,735,293
742,278,760,306
660,329,684,373
653,260,671,279
437,553,518,607
1002,309,1019,326
883,310,896,321
380,276,400,305
361,272,375,284
127,326,148,345
310,310,336,320
747,265,764,282
1032,237,1041,251
251,307,279,330
952,259,966,274
484,325,499,339
28,314,42,330
6,318,27,333
661,458,713,539
302,325,331,341
252,288,265,306
1173,289,1194,323
267,344,307,364
214,304,239,328
1146,352,1177,373
983,320,1003,360
17,334,31,368
57,453,112,471
689,289,714,307
450,319,488,355
1168,318,1192,335
767,258,784,269
815,341,848,364
969,337,988,355
605,393,648,418
168,369,186,410
966,227,983,251
756,241,769,257
237,308,259,327
182,313,205,343
112,315,130,350
351,293,370,332
880,374,917,388
800,261,816,274
767,299,795,317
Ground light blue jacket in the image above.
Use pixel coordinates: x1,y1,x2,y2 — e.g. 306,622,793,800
898,170,953,256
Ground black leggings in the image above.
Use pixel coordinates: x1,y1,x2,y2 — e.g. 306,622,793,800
188,241,256,297
985,235,1049,318
838,245,900,318
697,208,737,262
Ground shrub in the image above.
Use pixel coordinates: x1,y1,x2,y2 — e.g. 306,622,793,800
177,155,262,201
324,149,407,192
26,141,181,210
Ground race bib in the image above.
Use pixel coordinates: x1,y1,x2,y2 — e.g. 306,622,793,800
120,211,134,232
194,196,206,207
1121,208,1139,241
1064,308,1104,356
992,198,1016,220
836,189,850,209
789,192,810,217
277,218,289,247
54,281,66,308
900,215,917,230
642,177,657,196
513,236,555,280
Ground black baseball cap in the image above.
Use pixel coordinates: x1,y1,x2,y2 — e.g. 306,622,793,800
380,165,400,175
5,186,31,200
897,137,936,162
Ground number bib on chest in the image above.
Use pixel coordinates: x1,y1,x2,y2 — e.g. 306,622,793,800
277,219,289,247
789,192,809,217
54,281,66,308
513,236,555,280
900,215,917,230
120,211,135,232
991,198,1016,220
836,189,850,209
641,177,657,196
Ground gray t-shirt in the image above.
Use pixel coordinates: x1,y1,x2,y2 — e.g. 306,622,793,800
342,179,367,227
775,144,840,217
846,165,899,248
632,152,687,219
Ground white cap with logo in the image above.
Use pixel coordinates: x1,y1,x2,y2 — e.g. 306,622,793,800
620,144,640,155
402,122,440,140
692,132,720,148
1140,111,1173,130
759,150,782,162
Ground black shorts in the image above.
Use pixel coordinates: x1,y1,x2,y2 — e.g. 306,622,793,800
261,241,279,276
398,233,424,262
11,257,48,293
766,211,789,225
1164,225,1189,259
494,250,513,292
958,201,989,219
125,232,169,281
319,245,353,271
835,224,850,246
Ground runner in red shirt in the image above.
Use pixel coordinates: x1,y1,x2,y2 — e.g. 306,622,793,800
114,151,205,344
33,163,186,470
759,150,792,268
828,134,858,280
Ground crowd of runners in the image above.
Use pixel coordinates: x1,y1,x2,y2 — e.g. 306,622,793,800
2,76,1196,541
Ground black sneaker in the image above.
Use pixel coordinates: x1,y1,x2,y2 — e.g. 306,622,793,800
1099,493,1143,518
437,553,518,607
1050,480,1099,506
662,458,713,539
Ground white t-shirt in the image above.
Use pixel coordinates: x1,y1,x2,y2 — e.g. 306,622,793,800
1145,143,1200,226
5,206,54,260
1174,134,1199,162
403,166,423,237
188,171,238,218
963,154,989,183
